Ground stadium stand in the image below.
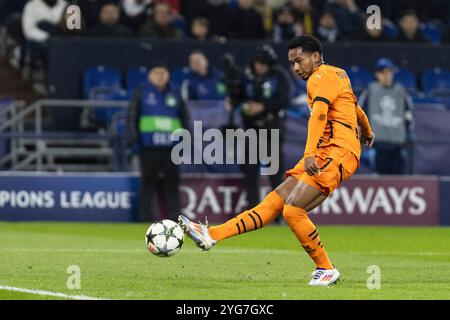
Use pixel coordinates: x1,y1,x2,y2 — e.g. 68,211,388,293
126,66,149,93
422,67,450,97
83,65,122,99
344,65,374,96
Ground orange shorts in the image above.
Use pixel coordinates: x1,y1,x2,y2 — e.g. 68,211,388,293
285,145,359,195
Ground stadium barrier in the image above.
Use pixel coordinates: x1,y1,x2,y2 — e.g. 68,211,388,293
0,172,447,226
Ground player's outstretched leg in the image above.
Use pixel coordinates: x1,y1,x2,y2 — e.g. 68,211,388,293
178,177,298,250
283,180,340,286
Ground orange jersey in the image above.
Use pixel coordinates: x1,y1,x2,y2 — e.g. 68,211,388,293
305,64,361,160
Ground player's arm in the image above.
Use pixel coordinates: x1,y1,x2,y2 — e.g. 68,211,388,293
303,73,337,175
304,100,329,175
355,104,375,147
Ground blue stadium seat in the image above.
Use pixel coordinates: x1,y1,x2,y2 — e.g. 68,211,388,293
345,66,374,95
420,23,442,45
91,88,129,127
126,67,148,94
170,67,191,87
394,68,417,93
422,68,450,97
83,66,122,99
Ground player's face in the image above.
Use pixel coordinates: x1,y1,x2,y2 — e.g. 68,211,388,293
253,61,270,76
375,68,394,87
288,48,317,80
148,67,169,90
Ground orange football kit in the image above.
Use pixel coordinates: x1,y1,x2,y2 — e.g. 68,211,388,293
208,64,373,269
286,63,372,195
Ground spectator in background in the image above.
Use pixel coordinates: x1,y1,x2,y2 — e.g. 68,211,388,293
289,0,318,35
395,10,429,43
130,63,187,222
181,50,226,101
156,0,180,15
190,17,209,40
315,11,340,42
229,0,266,39
90,2,133,36
358,58,413,174
21,0,68,65
234,45,291,210
182,0,231,40
272,6,303,43
358,16,391,42
77,0,116,28
120,0,153,33
325,0,364,40
139,2,182,38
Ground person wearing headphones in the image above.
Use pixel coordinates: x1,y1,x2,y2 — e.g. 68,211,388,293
239,45,292,211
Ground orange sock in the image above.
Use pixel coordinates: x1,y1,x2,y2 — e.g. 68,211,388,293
283,204,334,269
208,191,284,241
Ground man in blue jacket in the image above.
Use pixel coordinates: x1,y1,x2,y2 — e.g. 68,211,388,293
131,63,187,222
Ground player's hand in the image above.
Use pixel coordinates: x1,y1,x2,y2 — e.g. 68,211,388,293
362,132,375,148
304,156,320,176
248,101,265,116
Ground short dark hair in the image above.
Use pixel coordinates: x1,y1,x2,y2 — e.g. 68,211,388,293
400,9,419,20
150,61,169,70
287,35,323,55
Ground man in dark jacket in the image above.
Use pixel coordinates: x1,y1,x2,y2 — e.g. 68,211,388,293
228,0,266,39
131,63,187,222
236,45,291,209
89,2,133,37
395,10,429,43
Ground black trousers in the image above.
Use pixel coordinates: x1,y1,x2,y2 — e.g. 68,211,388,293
375,143,405,175
139,148,180,222
241,120,285,209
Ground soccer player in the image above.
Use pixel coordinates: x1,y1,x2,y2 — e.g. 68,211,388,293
179,35,375,286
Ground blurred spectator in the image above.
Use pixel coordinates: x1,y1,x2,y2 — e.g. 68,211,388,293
315,11,340,42
130,63,187,222
189,17,209,40
253,0,275,34
2,0,28,68
395,10,429,43
289,0,318,34
181,50,226,101
236,45,291,208
90,2,133,36
22,0,68,43
139,2,182,38
156,0,180,14
229,0,266,39
21,0,68,66
77,0,117,28
325,0,364,40
120,0,152,33
181,0,231,39
272,6,303,43
358,58,413,174
358,17,391,42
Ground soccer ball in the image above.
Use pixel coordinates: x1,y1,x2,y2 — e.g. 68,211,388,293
145,219,184,257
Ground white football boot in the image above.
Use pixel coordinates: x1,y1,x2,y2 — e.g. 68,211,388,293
178,215,217,251
308,268,340,286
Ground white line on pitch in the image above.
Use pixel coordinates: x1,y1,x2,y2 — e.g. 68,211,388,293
0,285,107,300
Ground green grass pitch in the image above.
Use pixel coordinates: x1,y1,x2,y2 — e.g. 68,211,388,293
0,222,449,300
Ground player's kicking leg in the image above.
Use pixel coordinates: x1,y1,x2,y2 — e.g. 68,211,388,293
282,180,340,286
179,176,339,286
178,177,297,250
